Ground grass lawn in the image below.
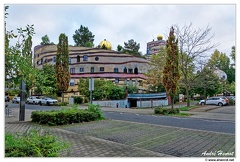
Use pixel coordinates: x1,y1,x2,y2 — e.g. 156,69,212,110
178,106,197,111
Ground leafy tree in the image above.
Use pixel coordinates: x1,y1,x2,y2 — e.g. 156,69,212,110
35,64,57,96
228,81,235,95
40,35,54,45
78,78,90,97
72,25,95,47
162,27,180,109
122,39,141,57
146,47,166,89
117,45,123,52
193,67,221,98
123,85,138,94
78,78,125,100
56,33,70,102
207,49,235,83
174,22,218,107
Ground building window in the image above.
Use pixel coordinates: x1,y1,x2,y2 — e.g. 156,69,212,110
70,68,75,74
83,55,88,61
53,56,56,62
128,68,133,74
69,58,71,64
114,68,119,73
80,67,84,72
100,67,104,71
115,78,119,83
134,67,138,74
123,67,127,73
90,67,94,73
95,56,99,61
77,55,80,62
69,79,75,86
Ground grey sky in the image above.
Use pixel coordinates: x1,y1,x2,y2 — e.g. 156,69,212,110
5,4,236,59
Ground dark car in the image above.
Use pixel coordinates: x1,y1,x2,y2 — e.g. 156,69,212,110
5,96,10,102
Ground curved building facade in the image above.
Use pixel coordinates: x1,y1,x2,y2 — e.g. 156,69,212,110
34,44,149,94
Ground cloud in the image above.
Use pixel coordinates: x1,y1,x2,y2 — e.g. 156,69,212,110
5,4,235,56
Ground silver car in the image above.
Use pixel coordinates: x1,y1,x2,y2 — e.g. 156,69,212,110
12,97,20,103
39,97,58,106
199,97,227,106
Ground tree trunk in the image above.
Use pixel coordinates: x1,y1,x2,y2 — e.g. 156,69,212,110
61,91,64,103
186,86,190,107
171,96,174,109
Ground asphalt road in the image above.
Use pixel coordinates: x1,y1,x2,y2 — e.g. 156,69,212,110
103,111,235,134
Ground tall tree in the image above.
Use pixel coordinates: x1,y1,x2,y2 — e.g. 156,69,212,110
162,27,180,109
40,35,54,45
73,25,95,47
174,23,218,107
56,33,70,102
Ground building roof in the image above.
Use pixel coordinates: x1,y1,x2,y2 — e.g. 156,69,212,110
127,93,167,99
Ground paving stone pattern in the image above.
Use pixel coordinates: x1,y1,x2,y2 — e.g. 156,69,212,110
60,120,235,157
5,119,235,157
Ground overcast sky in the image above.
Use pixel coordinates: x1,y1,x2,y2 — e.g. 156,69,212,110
4,3,236,60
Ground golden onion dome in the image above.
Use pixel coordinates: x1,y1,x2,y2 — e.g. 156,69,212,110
157,35,163,40
99,39,112,50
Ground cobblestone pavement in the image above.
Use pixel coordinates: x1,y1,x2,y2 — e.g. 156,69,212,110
5,119,235,157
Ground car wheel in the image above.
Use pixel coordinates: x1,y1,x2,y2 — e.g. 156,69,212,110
218,102,223,106
39,101,42,105
47,101,50,106
201,102,205,105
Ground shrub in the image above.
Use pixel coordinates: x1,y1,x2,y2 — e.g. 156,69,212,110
55,102,68,106
154,107,179,115
73,96,83,104
31,106,104,126
5,129,69,157
88,104,104,120
84,97,89,103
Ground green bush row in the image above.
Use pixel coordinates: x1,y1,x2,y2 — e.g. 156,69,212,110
31,104,104,126
5,129,69,157
154,107,180,115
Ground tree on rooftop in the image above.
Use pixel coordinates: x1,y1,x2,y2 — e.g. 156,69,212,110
56,33,70,102
73,25,95,47
40,35,54,45
162,27,180,109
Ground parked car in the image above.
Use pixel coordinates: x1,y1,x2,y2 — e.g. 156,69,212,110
26,96,41,104
12,97,20,103
5,96,10,102
199,97,227,106
39,97,58,106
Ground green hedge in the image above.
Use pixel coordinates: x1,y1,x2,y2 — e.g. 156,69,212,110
154,107,180,115
31,105,104,126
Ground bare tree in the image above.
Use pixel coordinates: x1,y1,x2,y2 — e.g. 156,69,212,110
173,23,218,106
